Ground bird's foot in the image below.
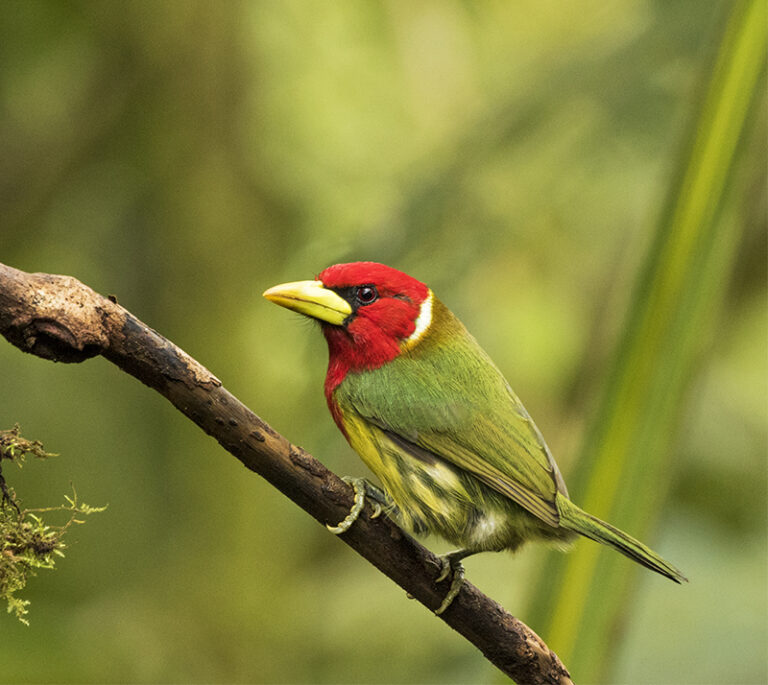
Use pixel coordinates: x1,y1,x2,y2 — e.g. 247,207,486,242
326,477,389,535
434,550,468,615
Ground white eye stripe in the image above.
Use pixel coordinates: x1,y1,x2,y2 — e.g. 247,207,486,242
403,290,433,349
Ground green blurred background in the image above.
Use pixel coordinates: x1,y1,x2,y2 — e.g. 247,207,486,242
1,1,765,683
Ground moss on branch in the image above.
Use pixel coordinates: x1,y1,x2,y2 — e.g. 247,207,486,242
0,425,104,624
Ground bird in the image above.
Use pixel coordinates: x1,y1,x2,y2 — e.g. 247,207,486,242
263,261,687,614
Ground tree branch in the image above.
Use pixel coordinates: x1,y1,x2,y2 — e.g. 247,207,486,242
0,262,571,684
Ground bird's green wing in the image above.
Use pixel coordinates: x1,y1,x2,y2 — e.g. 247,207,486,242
379,421,561,526
336,302,568,526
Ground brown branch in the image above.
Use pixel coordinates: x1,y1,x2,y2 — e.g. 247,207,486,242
0,262,572,684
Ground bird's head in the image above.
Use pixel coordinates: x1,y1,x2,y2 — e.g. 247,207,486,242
264,262,433,388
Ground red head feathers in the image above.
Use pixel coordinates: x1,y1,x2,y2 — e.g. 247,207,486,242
317,262,431,392
263,262,433,425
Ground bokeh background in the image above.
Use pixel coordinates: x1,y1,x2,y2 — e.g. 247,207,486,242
1,1,765,683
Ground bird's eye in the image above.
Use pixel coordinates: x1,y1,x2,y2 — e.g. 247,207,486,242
356,285,378,305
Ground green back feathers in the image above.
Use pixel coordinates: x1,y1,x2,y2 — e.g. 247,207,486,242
334,296,567,527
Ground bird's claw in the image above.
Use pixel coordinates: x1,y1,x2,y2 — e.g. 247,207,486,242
326,477,387,535
326,477,365,534
434,552,468,615
435,556,452,584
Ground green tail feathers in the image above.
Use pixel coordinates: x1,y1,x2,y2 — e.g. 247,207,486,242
555,494,688,583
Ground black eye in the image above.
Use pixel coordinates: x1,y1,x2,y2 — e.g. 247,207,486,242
356,285,378,305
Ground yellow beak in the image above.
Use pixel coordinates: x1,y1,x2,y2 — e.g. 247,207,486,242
263,280,352,326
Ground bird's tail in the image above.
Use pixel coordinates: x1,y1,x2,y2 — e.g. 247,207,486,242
556,493,688,583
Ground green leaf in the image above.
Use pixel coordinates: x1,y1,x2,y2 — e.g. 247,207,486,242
527,0,767,680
